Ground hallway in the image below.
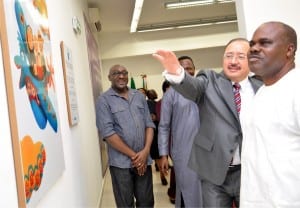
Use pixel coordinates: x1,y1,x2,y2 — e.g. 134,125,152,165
100,164,174,207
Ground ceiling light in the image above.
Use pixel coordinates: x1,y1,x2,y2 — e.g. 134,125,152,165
217,0,235,3
137,27,174,33
165,0,234,9
130,0,144,33
137,15,237,32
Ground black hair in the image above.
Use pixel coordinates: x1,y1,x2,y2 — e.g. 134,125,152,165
178,55,194,66
146,89,158,100
162,80,171,93
282,22,297,54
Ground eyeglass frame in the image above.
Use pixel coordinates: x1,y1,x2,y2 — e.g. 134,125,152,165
223,52,247,61
110,70,129,77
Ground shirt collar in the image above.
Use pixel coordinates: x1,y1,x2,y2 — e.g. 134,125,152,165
232,77,250,89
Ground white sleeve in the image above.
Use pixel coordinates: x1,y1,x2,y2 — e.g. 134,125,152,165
162,66,184,84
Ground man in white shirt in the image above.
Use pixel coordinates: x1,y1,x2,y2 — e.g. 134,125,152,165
240,21,300,207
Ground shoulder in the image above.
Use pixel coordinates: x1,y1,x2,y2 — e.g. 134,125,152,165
129,88,139,94
292,67,300,77
162,88,180,105
102,88,114,98
96,88,114,104
283,68,300,86
249,75,263,86
195,69,226,86
196,68,216,76
130,88,144,98
196,69,223,81
163,87,176,98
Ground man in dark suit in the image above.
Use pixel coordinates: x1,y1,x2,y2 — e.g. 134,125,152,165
153,38,263,207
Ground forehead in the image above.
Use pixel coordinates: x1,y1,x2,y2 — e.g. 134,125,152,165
252,23,283,40
179,58,193,65
110,65,127,72
225,40,249,53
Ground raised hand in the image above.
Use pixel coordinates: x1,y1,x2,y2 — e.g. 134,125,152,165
152,49,181,75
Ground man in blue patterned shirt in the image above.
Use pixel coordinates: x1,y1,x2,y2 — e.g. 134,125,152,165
96,64,155,207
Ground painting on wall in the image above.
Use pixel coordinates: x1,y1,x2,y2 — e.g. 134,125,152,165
0,0,65,207
83,13,108,177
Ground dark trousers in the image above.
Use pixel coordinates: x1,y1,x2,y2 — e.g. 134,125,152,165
202,165,240,208
110,165,154,208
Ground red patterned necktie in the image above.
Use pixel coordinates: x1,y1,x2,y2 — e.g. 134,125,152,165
233,83,241,114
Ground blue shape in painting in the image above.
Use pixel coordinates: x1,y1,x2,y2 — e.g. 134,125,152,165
14,0,57,132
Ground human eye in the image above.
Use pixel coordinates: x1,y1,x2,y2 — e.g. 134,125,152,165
111,72,118,76
121,71,128,76
111,71,121,76
224,53,234,59
249,41,254,47
238,54,247,60
260,39,272,46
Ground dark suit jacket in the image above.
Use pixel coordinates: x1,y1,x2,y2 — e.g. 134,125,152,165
173,69,263,185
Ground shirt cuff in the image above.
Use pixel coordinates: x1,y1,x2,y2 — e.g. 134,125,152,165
162,67,184,84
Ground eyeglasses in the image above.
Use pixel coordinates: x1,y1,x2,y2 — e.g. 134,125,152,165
110,71,129,77
224,53,247,61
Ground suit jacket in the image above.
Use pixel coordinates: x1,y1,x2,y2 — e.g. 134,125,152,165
172,69,262,185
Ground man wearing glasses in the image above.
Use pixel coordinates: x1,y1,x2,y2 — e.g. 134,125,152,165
153,38,262,207
96,64,155,207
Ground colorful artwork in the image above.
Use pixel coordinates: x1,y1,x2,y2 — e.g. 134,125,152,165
1,0,65,207
14,0,57,132
21,136,46,203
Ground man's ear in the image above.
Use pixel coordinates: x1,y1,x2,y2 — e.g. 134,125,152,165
287,43,296,58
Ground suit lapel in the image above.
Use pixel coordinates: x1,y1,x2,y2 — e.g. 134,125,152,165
214,73,240,123
215,75,262,126
249,77,263,93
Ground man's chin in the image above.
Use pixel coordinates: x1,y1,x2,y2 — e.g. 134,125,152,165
249,65,260,75
226,71,240,79
117,84,128,88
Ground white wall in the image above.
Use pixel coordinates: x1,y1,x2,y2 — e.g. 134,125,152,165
36,0,103,207
236,0,299,67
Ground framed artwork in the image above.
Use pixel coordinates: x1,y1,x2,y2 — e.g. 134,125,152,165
60,41,79,126
0,0,65,207
83,13,108,176
0,32,19,208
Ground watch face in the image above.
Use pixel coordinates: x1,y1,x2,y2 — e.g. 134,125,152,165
72,16,81,34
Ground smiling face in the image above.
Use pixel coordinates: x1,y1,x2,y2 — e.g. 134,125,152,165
108,64,129,93
223,39,250,83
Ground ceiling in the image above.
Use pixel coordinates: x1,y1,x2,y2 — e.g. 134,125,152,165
86,0,239,76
